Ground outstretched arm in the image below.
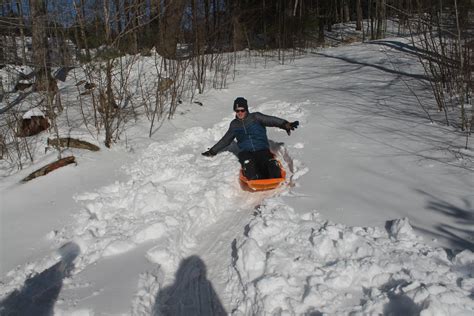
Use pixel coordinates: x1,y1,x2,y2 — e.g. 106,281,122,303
202,127,235,156
254,112,288,128
255,112,299,135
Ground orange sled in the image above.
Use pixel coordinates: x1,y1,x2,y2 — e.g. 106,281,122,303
239,161,286,191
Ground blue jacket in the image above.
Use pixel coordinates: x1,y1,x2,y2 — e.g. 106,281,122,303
210,112,288,153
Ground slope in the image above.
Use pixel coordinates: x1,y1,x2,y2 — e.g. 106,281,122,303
1,37,473,315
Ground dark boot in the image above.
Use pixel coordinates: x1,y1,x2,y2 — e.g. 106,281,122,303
239,151,260,180
242,158,259,180
266,158,281,179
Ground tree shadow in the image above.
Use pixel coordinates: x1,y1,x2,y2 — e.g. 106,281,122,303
415,189,474,251
312,52,430,81
153,255,227,316
368,40,458,69
368,40,432,58
0,242,80,316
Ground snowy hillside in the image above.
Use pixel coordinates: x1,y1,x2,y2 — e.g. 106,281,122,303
1,37,473,315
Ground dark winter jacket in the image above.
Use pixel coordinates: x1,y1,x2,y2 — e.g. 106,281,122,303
210,112,288,153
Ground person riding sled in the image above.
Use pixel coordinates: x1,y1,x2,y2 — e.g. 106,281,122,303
202,97,299,180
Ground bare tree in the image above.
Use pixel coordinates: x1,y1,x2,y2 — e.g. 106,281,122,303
356,0,363,31
30,0,51,91
157,0,186,59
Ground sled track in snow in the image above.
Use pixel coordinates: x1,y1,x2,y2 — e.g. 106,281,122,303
129,102,307,313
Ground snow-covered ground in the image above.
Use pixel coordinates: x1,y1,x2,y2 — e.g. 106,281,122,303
1,37,473,315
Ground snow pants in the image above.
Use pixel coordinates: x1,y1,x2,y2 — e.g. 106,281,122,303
238,149,281,180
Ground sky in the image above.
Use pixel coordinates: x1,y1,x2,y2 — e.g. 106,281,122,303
0,31,473,315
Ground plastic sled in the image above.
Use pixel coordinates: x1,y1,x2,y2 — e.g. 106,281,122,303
239,160,286,192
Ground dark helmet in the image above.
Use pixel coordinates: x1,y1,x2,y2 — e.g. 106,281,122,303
233,97,248,111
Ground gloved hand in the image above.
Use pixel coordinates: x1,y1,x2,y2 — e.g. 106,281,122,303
202,149,216,157
284,121,299,135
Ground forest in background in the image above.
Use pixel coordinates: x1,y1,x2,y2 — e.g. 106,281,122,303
0,0,472,171
1,1,472,58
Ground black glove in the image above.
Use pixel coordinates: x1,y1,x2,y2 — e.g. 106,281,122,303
202,149,216,157
284,121,299,135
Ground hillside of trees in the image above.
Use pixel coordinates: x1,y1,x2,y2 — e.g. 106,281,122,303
0,0,472,170
0,1,471,58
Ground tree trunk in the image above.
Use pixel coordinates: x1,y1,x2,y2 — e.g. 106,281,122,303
376,0,385,39
30,0,51,91
317,1,325,43
22,156,76,182
113,0,122,35
204,0,210,50
369,0,374,39
73,0,91,61
232,2,246,51
356,0,363,31
47,138,100,151
343,0,350,23
128,0,139,54
0,36,4,65
16,1,27,65
157,0,186,59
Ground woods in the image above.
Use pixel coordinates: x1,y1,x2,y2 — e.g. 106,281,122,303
0,1,469,62
0,0,472,171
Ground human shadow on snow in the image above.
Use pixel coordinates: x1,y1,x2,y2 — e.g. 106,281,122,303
383,291,420,316
379,279,421,316
0,242,80,316
153,255,227,316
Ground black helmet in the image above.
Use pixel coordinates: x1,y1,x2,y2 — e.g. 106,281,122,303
233,97,248,111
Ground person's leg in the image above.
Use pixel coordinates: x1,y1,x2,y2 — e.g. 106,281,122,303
238,151,259,180
253,150,269,179
255,149,281,179
258,150,281,179
267,157,282,178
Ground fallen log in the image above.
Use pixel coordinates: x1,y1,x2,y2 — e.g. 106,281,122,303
21,156,76,182
47,138,100,151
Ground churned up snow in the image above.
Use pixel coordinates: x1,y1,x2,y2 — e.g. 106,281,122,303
227,199,473,315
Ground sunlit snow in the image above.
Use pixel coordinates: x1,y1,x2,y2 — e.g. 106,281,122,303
1,35,473,315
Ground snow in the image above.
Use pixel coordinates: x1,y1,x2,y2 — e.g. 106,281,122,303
228,200,472,315
22,108,45,119
1,35,473,315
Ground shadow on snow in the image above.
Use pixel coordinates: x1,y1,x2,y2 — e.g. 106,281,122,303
153,255,227,316
0,242,80,316
415,190,474,251
380,279,421,316
312,51,430,81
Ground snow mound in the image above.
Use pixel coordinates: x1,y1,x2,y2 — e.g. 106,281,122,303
386,217,419,241
227,198,474,315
